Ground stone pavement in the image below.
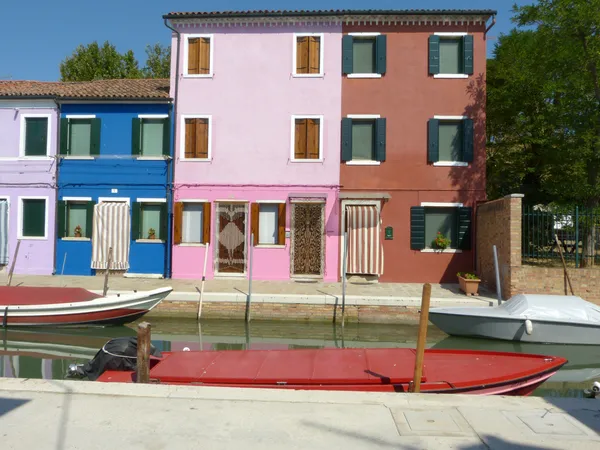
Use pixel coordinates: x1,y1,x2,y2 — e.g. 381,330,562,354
0,378,599,449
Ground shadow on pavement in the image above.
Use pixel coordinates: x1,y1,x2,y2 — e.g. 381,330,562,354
0,397,30,417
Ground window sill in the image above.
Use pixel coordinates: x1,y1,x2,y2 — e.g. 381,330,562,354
183,74,213,79
433,74,469,79
345,160,381,166
135,239,165,244
420,249,463,254
17,236,47,241
347,74,382,79
62,237,91,241
180,158,212,162
256,244,286,249
215,273,246,278
292,73,324,78
62,156,95,160
433,161,469,167
137,156,169,161
19,156,52,160
177,243,207,247
290,159,323,163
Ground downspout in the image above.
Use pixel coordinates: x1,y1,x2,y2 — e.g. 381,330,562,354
163,18,181,279
52,97,61,275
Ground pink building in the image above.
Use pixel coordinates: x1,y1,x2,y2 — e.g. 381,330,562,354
165,12,342,280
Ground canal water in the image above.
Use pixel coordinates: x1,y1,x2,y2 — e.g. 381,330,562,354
1,318,598,398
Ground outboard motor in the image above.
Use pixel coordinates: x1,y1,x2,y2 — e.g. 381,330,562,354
583,381,600,399
67,336,162,381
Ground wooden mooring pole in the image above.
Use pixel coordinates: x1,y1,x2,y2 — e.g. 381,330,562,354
102,247,113,297
6,240,21,286
555,234,575,296
409,283,431,393
136,321,151,383
196,243,210,321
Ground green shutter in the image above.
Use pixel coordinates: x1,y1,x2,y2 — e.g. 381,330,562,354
375,35,387,75
428,119,439,163
90,118,101,156
160,202,168,241
25,118,48,156
375,118,386,162
162,118,171,157
85,201,94,238
132,118,141,156
131,202,141,240
341,118,353,162
428,35,440,75
57,201,67,238
462,118,474,162
457,207,472,250
410,207,426,250
463,35,474,75
342,35,354,75
22,199,45,238
60,118,69,155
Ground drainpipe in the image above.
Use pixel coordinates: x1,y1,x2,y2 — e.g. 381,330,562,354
484,15,496,37
52,97,61,275
163,18,181,279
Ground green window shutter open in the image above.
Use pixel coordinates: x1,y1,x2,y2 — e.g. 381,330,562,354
57,201,67,238
90,118,101,156
162,118,171,157
410,207,426,250
160,202,168,241
375,35,387,75
457,207,472,250
60,118,69,155
342,35,354,75
428,35,440,75
131,202,141,240
85,201,95,238
375,118,386,162
428,119,439,163
463,35,474,75
341,118,353,162
462,118,474,162
131,118,141,156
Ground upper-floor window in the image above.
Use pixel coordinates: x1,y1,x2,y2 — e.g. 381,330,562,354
185,35,213,77
429,33,474,78
20,115,50,157
341,116,386,165
342,33,386,78
60,116,100,157
181,115,211,160
428,116,474,166
132,115,169,157
292,116,323,161
294,34,323,76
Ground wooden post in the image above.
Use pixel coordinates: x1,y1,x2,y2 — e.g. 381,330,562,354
136,321,151,383
197,243,210,321
60,252,67,276
555,234,575,296
6,240,21,286
102,247,113,297
409,283,431,393
341,231,348,328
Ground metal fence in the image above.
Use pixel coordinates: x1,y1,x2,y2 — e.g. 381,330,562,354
522,205,600,267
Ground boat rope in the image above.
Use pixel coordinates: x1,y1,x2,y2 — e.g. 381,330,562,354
100,343,138,359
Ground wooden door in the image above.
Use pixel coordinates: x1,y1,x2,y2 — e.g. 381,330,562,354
216,202,247,274
291,203,324,276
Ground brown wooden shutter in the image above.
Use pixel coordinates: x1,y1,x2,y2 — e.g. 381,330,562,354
202,202,211,244
199,38,211,74
184,119,196,158
195,119,209,158
250,202,259,246
308,36,320,74
173,202,183,245
296,37,308,74
307,119,320,159
294,119,307,159
188,38,200,74
277,203,286,245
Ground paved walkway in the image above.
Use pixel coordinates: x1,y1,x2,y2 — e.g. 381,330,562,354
0,378,598,449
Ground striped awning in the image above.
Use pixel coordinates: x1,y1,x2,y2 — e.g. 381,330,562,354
91,202,130,270
0,200,8,265
346,205,384,276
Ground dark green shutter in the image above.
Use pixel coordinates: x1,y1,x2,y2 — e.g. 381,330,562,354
90,118,101,156
462,118,474,163
22,199,45,237
132,118,142,156
25,118,48,156
59,118,69,155
131,202,141,240
85,201,94,238
160,202,168,240
428,35,440,75
57,201,67,238
410,207,426,250
162,118,171,157
375,35,387,75
428,119,439,163
341,118,353,162
375,118,386,162
457,207,472,250
342,35,354,75
463,35,474,75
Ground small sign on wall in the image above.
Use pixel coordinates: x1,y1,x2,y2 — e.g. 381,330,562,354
111,188,118,194
385,226,393,240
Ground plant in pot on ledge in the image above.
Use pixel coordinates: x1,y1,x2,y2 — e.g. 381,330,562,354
457,272,481,296
432,232,451,252
74,225,82,238
147,228,156,240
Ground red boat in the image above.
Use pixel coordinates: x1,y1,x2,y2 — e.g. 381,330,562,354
97,348,567,395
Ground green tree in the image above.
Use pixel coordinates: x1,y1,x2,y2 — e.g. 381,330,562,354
142,44,171,79
60,41,141,81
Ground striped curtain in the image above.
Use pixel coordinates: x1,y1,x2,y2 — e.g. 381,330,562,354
346,205,384,276
0,200,8,265
91,202,130,270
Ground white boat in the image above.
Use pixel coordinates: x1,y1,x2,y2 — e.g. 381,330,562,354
429,294,600,345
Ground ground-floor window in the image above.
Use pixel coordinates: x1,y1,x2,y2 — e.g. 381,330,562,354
58,199,94,238
19,197,47,239
410,205,472,250
251,202,286,246
173,201,211,245
132,200,167,241
0,198,8,265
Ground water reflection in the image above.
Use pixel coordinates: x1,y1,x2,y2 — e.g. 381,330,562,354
0,319,598,397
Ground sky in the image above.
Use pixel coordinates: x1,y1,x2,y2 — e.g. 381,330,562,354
0,0,532,81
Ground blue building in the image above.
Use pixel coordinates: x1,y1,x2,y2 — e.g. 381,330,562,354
55,79,173,277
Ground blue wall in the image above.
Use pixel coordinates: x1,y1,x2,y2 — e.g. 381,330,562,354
56,103,172,277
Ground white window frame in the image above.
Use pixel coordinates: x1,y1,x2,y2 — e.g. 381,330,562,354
432,115,469,166
339,199,381,277
178,201,208,247
433,32,469,79
17,196,48,240
63,115,97,160
61,197,93,241
19,114,52,159
345,114,381,166
180,114,212,162
292,33,325,78
290,115,324,163
347,32,382,79
0,196,10,248
183,34,214,78
256,201,286,249
419,201,464,253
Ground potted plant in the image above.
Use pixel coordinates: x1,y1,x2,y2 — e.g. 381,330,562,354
147,228,156,239
74,225,82,238
457,272,481,296
432,232,451,251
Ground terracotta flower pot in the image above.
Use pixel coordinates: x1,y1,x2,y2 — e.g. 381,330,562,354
458,276,480,296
